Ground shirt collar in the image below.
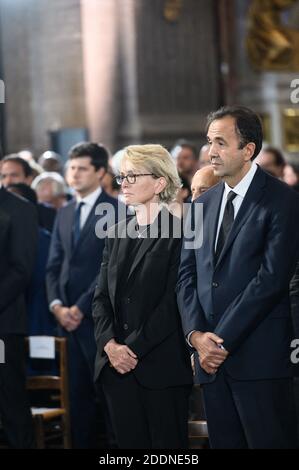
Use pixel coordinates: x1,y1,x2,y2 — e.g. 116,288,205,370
76,186,102,207
224,162,258,199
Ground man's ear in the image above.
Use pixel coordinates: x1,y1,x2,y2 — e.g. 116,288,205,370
25,175,34,185
97,167,107,180
245,142,256,161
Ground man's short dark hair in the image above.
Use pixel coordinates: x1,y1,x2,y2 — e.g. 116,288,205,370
68,142,109,171
2,154,33,177
206,106,263,160
262,146,286,168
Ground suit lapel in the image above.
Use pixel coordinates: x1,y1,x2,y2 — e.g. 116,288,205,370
0,205,9,239
127,229,160,280
71,190,107,257
0,186,9,206
127,208,171,280
215,166,266,268
110,217,134,302
0,188,20,239
65,200,76,256
112,209,165,301
0,187,5,203
204,182,224,265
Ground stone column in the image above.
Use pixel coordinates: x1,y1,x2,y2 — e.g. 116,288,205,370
81,0,120,151
0,0,86,156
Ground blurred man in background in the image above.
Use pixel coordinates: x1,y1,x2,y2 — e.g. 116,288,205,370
32,172,68,209
171,140,199,186
1,154,34,186
38,151,63,174
256,146,285,179
0,155,56,231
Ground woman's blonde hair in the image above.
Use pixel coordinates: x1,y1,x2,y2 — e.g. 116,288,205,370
122,144,181,203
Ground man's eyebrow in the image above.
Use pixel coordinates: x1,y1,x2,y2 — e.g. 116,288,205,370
70,164,88,169
207,136,226,143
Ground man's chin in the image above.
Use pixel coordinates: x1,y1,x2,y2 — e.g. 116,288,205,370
212,168,222,176
72,185,84,192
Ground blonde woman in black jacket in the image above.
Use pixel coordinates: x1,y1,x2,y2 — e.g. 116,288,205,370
93,144,193,449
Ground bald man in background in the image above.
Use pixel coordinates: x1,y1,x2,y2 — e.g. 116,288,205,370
191,165,221,201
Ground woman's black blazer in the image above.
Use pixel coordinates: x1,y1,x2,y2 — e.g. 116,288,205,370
92,209,193,389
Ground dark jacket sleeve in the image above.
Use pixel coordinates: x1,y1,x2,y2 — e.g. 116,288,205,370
76,277,98,317
176,236,207,337
92,237,116,356
0,200,38,313
46,211,63,304
76,247,107,316
290,260,299,339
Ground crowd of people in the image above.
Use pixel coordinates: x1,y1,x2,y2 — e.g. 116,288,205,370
0,105,299,449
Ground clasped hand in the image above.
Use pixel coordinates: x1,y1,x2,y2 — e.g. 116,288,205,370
104,339,138,374
190,331,228,375
53,305,83,332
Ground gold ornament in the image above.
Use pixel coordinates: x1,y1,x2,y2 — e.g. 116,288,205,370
246,0,299,71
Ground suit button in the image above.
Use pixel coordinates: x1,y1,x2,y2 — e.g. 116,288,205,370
212,282,219,288
123,323,129,331
126,297,131,304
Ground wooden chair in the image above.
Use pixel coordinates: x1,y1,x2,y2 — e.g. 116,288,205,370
26,337,71,449
188,385,209,449
188,420,209,438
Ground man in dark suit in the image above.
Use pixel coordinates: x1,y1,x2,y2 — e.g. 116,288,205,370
46,142,120,448
177,106,299,448
0,184,38,448
1,155,56,232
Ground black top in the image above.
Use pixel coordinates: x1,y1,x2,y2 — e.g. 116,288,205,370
117,224,150,303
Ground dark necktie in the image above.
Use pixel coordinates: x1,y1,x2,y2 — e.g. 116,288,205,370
72,201,85,248
215,191,237,263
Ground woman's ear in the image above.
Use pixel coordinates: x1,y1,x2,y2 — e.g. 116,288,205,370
155,177,167,195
